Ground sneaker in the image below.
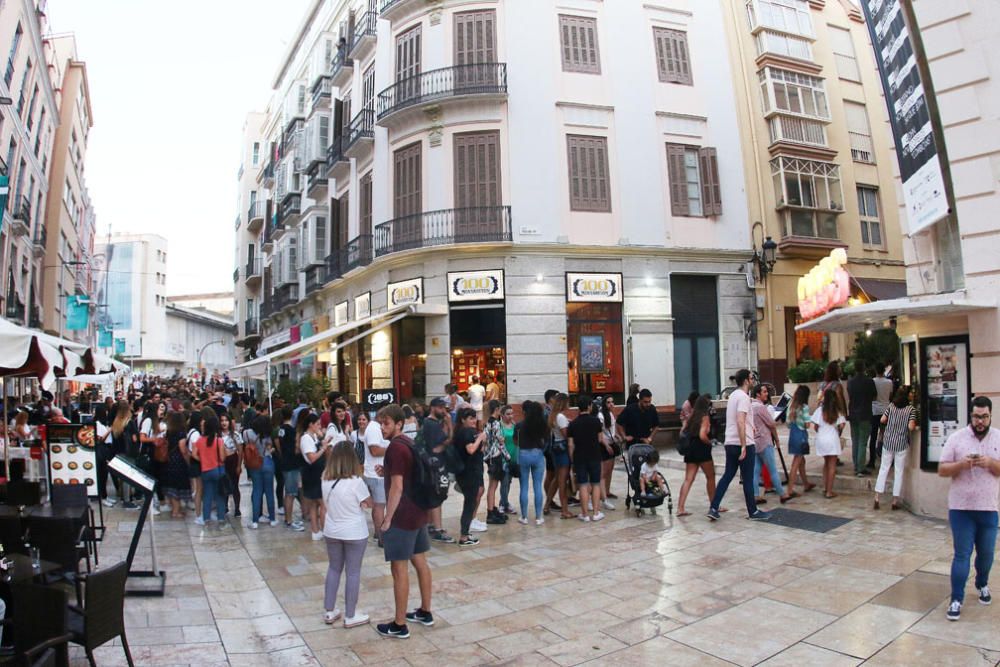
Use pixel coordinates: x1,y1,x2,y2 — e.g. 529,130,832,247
578,514,591,522
486,512,506,525
592,512,605,522
102,498,117,508
518,517,528,525
149,505,160,516
122,501,138,510
376,622,409,639
270,519,279,527
946,600,962,621
707,508,721,521
470,519,488,532
276,507,285,515
286,521,306,532
344,612,370,628
234,511,242,518
194,516,205,526
405,608,434,626
978,586,992,605
248,522,259,529
567,497,580,506
431,530,456,544
503,506,517,514
602,500,616,511
749,510,772,521
311,531,324,541
458,536,479,547
324,609,342,625
535,518,545,526
160,502,172,512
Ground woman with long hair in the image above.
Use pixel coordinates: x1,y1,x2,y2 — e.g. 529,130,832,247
811,388,847,498
111,401,140,508
517,401,548,525
187,411,205,514
787,385,816,493
299,412,334,541
676,395,716,516
499,404,517,514
245,413,278,528
544,393,573,519
819,361,847,414
219,413,244,518
483,400,509,525
350,411,369,466
874,387,917,510
680,391,699,432
164,411,192,518
598,395,621,504
193,415,227,526
626,383,641,407
325,401,351,445
321,442,372,628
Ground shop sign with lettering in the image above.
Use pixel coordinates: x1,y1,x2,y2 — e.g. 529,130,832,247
362,388,397,409
447,270,504,302
355,291,371,320
566,273,623,303
261,329,291,351
388,278,423,307
334,302,348,326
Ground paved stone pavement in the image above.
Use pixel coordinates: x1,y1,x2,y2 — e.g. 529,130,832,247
75,461,999,667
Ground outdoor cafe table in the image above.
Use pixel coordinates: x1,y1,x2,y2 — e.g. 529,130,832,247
1,553,60,584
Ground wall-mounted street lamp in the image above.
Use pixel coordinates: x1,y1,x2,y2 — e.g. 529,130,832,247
751,221,778,284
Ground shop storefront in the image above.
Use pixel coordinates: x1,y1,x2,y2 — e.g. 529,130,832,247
565,272,625,402
447,270,506,398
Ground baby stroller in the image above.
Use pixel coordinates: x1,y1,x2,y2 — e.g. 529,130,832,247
622,443,672,516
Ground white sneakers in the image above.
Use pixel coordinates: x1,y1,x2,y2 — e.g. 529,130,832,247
602,500,616,511
579,512,605,522
311,531,324,541
470,519,488,532
324,609,342,625
592,512,605,522
248,522,259,529
578,514,591,522
149,505,160,516
194,516,205,526
536,518,545,526
518,517,528,525
102,498,117,508
270,519,280,527
344,613,370,628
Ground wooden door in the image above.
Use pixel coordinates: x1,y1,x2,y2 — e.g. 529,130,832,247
453,131,502,240
393,142,422,250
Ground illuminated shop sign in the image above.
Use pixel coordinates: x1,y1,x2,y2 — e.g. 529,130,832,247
447,270,505,302
566,272,623,303
388,277,423,307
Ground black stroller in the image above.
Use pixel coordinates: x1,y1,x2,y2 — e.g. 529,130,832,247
622,443,672,516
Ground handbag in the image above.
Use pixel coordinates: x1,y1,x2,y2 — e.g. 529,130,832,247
676,430,692,457
788,423,808,449
244,440,263,470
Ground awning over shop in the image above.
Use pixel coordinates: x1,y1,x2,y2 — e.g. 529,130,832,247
851,277,907,302
796,293,995,334
230,303,447,377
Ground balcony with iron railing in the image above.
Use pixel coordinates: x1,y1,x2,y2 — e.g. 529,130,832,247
262,217,283,252
344,108,374,158
28,305,41,330
330,45,354,89
849,131,875,164
326,135,350,180
326,234,373,279
5,298,25,323
278,193,302,225
9,195,30,237
247,201,266,233
349,11,377,61
3,60,14,87
243,317,260,338
245,256,262,288
306,159,329,197
233,267,240,283
767,115,831,154
304,264,328,296
259,157,274,186
260,297,275,320
378,0,426,23
374,206,511,257
274,283,299,311
377,63,508,124
31,224,46,258
311,75,332,111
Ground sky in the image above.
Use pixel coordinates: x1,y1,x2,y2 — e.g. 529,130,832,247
47,0,311,296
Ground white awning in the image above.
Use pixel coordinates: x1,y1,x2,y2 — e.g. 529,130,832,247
230,303,447,377
795,293,995,334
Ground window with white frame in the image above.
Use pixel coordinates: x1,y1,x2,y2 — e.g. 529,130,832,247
666,144,722,217
754,30,812,61
252,142,260,166
770,156,843,238
844,102,874,163
759,68,829,119
857,186,883,248
829,26,860,82
747,0,814,38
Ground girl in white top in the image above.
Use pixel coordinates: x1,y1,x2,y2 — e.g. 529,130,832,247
598,395,620,507
219,413,244,518
320,442,372,628
325,402,351,446
139,402,167,515
811,389,847,499
402,404,419,438
362,413,388,543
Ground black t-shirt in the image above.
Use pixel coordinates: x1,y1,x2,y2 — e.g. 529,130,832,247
847,375,877,420
422,416,448,452
619,404,659,443
454,426,483,474
567,413,603,463
277,424,302,470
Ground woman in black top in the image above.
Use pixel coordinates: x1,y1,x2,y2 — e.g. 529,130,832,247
454,407,486,547
676,395,717,517
164,411,192,518
516,401,548,525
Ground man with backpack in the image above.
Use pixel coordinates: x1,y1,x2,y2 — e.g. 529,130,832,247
376,404,434,639
421,398,457,544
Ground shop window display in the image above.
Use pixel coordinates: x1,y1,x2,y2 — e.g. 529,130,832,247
566,302,624,400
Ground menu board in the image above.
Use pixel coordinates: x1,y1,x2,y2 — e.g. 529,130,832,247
47,423,99,496
108,455,157,492
923,339,968,466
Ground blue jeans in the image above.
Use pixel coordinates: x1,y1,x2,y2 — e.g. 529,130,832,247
949,509,998,603
753,446,785,497
250,456,276,522
201,466,227,522
711,445,759,517
519,448,545,520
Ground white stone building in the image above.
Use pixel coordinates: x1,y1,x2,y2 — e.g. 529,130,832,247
238,0,760,407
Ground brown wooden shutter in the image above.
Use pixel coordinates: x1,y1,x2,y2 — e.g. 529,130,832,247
360,171,373,237
698,146,722,216
332,99,344,139
342,95,352,133
558,15,600,74
395,26,422,105
455,10,497,88
666,143,690,216
567,135,610,212
393,142,423,248
454,132,502,238
655,28,692,85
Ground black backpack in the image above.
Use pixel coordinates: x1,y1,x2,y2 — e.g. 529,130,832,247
408,432,450,510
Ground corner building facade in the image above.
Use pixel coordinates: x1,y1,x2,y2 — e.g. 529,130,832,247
246,0,760,407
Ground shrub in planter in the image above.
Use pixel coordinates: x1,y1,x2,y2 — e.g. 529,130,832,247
787,359,825,383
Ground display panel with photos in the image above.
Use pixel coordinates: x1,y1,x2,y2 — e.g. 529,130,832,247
920,336,970,470
47,423,99,496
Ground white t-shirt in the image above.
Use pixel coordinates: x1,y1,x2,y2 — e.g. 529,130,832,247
321,476,371,540
598,411,617,439
468,384,486,411
811,410,847,456
362,421,385,479
724,389,754,445
551,412,569,442
640,462,659,481
325,424,348,447
300,432,319,464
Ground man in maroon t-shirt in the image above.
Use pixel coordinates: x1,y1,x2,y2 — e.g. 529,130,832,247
375,404,433,639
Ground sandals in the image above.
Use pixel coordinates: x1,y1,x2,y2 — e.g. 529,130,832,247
676,510,692,517
559,513,575,520
873,498,880,510
824,492,838,499
803,483,817,493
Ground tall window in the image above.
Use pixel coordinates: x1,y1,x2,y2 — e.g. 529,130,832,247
360,171,373,236
844,102,874,163
829,26,861,82
653,28,692,85
857,186,883,249
770,156,843,238
747,0,814,38
759,68,829,119
558,15,600,74
4,24,22,87
754,30,812,61
566,135,611,212
666,144,722,217
252,142,260,166
15,59,31,115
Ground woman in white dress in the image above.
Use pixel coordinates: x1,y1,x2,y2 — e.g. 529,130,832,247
811,389,846,499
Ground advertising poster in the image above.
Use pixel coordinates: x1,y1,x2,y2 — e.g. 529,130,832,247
923,339,968,466
579,334,606,373
47,423,99,496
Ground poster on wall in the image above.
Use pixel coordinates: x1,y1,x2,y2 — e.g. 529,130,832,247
47,423,99,497
921,337,969,469
579,334,606,373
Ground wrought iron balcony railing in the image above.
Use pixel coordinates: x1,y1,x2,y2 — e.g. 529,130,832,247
373,206,511,257
344,108,374,154
377,63,507,121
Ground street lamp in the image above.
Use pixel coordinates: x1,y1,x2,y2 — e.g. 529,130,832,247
750,221,778,284
197,339,225,371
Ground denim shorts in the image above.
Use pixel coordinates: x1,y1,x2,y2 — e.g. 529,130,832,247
365,476,386,504
574,459,602,486
551,449,571,468
382,525,430,562
283,469,301,497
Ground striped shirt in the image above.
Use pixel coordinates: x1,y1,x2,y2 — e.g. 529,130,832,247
881,404,915,453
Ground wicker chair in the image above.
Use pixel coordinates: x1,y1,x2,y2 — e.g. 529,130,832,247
49,486,98,566
66,560,133,667
24,516,89,604
0,514,25,555
0,581,72,667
